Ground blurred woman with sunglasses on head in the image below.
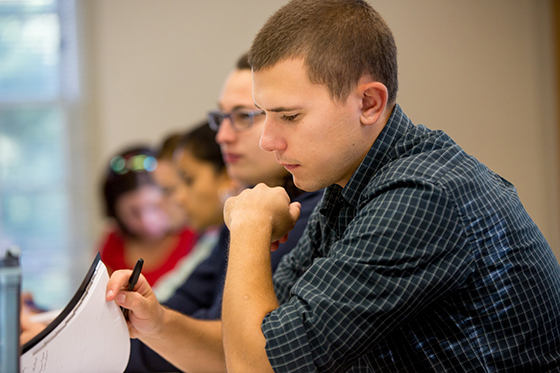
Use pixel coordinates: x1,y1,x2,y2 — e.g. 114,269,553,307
99,146,202,302
20,129,231,345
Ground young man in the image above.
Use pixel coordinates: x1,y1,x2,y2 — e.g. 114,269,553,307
221,0,560,371
106,54,323,372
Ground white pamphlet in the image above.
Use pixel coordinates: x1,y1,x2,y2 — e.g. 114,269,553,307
21,253,130,372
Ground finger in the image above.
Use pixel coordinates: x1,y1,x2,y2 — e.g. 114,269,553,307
20,315,46,345
106,269,132,300
271,232,290,252
115,291,165,339
115,289,142,310
114,288,155,320
289,201,302,223
279,233,290,244
21,331,35,345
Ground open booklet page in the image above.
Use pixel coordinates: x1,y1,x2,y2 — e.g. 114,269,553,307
21,254,130,373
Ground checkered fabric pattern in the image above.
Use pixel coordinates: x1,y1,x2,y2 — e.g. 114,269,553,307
262,104,560,372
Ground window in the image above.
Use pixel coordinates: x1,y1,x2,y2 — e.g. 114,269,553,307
0,0,83,309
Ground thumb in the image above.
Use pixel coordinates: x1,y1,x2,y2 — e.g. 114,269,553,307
289,202,301,223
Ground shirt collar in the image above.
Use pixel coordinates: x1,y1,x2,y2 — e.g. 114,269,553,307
320,104,413,214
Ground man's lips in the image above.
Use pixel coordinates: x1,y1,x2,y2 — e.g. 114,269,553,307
279,162,300,171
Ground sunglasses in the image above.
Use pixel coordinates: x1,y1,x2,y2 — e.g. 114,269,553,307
109,153,157,175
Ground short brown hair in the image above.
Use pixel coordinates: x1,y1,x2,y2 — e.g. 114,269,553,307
249,0,398,104
236,52,250,71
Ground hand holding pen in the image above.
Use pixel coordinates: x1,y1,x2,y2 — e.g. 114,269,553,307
121,258,144,319
106,259,165,339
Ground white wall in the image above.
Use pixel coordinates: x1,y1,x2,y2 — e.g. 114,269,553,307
83,0,560,257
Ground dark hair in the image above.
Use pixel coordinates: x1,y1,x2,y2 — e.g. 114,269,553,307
236,52,251,71
101,146,159,235
157,132,183,161
249,0,398,104
176,121,225,173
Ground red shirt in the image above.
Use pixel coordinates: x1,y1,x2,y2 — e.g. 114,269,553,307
99,228,198,287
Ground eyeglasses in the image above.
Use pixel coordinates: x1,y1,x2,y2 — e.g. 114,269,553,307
207,109,265,132
109,154,158,175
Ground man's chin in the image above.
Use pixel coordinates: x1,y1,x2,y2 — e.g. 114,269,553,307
293,176,322,193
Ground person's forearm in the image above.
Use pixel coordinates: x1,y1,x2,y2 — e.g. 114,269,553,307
222,223,278,372
140,307,226,373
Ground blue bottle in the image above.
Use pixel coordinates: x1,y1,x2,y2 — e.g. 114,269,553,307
0,247,21,373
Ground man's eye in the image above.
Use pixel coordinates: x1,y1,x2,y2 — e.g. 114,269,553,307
233,112,252,123
180,174,194,185
281,114,299,122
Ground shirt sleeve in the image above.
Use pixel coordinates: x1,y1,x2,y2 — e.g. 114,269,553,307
162,226,228,315
262,182,475,372
272,200,323,306
125,228,229,372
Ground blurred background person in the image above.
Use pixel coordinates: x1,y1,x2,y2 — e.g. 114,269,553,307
20,125,230,344
152,122,236,302
98,146,202,302
173,122,237,234
152,132,190,232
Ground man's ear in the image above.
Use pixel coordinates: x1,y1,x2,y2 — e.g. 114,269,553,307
359,81,388,126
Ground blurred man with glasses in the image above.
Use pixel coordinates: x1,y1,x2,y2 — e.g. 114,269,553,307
208,109,264,132
105,53,323,372
208,55,286,191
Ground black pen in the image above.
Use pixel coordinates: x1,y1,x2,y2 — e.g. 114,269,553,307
121,258,144,319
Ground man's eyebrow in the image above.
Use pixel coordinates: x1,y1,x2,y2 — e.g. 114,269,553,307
217,103,256,111
254,102,303,112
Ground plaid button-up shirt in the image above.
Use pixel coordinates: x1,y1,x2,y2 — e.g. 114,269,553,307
262,104,560,372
